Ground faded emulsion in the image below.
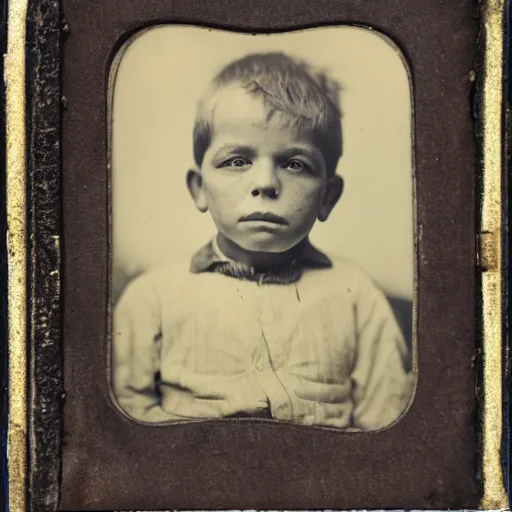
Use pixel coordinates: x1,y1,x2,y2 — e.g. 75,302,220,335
109,25,416,432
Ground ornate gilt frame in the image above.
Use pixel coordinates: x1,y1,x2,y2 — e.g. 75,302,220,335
3,0,509,510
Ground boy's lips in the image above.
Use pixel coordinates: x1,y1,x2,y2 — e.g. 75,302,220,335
239,212,289,225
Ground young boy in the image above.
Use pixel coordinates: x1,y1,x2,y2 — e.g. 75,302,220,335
112,52,413,430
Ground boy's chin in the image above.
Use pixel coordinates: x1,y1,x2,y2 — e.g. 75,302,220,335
236,235,304,254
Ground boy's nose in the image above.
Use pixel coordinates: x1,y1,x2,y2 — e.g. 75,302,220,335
250,160,281,199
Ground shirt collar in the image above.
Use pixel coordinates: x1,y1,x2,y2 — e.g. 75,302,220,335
190,236,332,274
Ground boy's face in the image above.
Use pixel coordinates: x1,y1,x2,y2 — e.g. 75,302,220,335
188,88,343,254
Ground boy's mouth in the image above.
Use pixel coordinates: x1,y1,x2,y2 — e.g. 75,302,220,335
239,212,289,225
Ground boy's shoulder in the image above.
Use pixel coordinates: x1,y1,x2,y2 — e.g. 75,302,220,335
328,255,369,274
306,253,375,284
118,257,201,299
303,253,386,301
133,257,198,285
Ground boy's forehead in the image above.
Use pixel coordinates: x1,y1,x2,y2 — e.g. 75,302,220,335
208,86,316,146
211,86,274,128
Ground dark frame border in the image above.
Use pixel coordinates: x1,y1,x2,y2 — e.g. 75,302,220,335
25,0,62,511
62,2,480,508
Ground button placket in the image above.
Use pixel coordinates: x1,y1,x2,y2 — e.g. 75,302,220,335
258,286,286,369
253,285,294,421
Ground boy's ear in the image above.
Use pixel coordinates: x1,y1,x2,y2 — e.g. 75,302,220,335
318,175,343,222
186,168,208,213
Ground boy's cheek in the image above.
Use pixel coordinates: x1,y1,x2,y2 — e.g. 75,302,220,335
286,185,324,210
204,173,247,194
205,189,236,210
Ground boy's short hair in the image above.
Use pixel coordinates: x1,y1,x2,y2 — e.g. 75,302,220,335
193,52,342,176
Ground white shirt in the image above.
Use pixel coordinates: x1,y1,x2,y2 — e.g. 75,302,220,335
112,241,413,430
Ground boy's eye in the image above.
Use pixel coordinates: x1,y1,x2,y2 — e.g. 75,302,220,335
221,157,252,169
285,159,312,173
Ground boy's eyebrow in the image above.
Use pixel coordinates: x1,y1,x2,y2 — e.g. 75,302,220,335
214,144,320,159
279,146,318,159
211,144,257,159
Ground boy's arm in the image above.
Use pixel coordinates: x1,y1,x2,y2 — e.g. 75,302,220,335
112,274,177,423
350,273,414,431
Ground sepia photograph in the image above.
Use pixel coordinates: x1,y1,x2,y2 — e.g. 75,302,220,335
109,25,415,431
8,0,509,509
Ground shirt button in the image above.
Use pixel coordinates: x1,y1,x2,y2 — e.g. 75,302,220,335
255,361,266,371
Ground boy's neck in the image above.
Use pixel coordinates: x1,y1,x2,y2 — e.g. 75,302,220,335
216,233,307,270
